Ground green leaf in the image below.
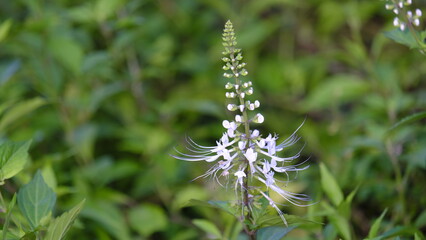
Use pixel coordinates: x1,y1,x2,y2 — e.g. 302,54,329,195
192,219,222,239
367,208,388,238
48,36,83,75
387,111,426,135
128,203,168,237
45,199,85,240
2,194,17,240
384,29,420,49
0,140,32,183
0,59,21,85
370,226,424,239
320,163,343,206
0,19,12,42
17,170,57,230
187,199,238,217
81,201,131,240
0,230,20,240
94,0,124,22
303,74,369,111
0,97,46,132
256,226,295,240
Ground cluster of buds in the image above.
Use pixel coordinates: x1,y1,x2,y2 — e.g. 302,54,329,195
172,20,310,225
385,0,422,30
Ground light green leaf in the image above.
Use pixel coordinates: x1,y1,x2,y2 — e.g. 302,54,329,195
48,36,83,75
17,170,57,230
256,226,295,240
45,199,85,240
128,203,168,237
303,75,369,111
192,219,222,239
320,163,343,206
0,140,32,183
0,19,12,42
0,230,20,240
384,29,420,49
367,208,388,238
0,98,46,132
94,0,124,22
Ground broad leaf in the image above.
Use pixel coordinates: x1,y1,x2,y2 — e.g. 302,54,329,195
0,140,31,183
17,170,57,230
320,163,343,206
384,29,419,49
45,199,85,240
128,203,167,237
256,226,295,240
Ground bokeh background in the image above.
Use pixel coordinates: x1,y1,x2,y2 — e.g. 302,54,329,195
1,0,425,239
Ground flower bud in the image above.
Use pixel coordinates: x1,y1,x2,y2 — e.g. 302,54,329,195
227,104,238,111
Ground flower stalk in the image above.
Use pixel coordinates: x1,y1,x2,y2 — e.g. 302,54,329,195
172,20,310,238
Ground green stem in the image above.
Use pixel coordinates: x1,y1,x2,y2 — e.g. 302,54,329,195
230,48,256,239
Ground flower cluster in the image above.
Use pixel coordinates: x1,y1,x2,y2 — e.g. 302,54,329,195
385,0,422,31
172,20,310,225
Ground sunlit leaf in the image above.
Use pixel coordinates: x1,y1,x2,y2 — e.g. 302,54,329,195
320,163,343,206
45,199,85,240
367,208,388,239
0,140,31,183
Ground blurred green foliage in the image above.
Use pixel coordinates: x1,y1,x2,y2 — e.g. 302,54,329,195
0,0,425,239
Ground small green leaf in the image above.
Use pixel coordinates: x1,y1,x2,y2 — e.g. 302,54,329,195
0,97,46,132
17,170,57,230
2,194,17,240
45,199,85,240
48,36,83,75
187,199,238,217
384,29,419,49
320,163,343,206
256,226,295,240
387,111,426,136
0,140,32,183
367,208,388,238
192,219,222,239
0,19,12,42
128,203,168,237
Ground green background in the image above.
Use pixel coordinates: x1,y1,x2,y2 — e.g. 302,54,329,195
1,0,425,239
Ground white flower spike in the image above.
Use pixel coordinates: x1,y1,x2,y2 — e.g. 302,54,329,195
171,20,310,227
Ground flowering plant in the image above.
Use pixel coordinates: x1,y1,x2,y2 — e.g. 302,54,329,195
384,0,426,53
172,20,310,238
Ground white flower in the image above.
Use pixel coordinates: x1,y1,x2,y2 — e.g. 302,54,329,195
244,148,258,174
223,120,238,137
234,170,246,187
